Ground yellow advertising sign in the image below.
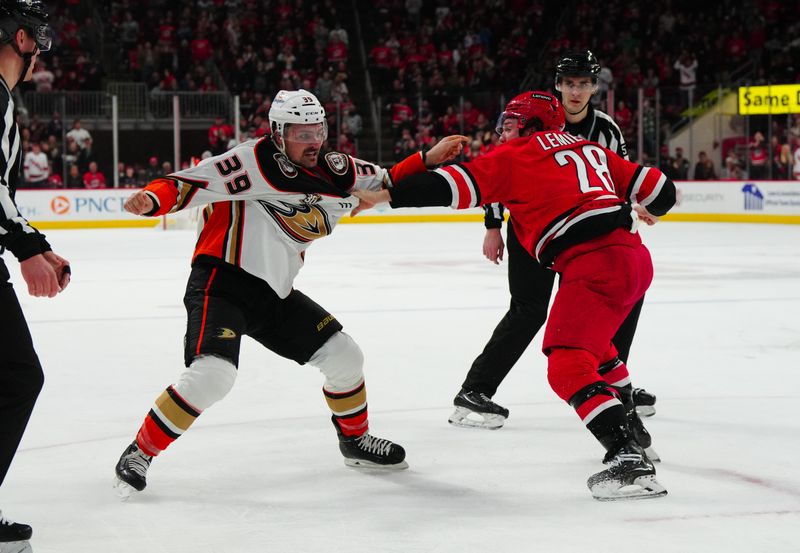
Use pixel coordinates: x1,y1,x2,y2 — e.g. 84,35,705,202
738,84,800,114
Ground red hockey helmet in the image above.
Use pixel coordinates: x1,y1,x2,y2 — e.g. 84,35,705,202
495,91,565,135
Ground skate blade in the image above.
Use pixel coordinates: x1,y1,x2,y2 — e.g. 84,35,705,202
448,407,505,430
636,405,656,418
113,478,139,501
0,541,33,553
591,475,668,501
644,446,661,463
343,458,409,471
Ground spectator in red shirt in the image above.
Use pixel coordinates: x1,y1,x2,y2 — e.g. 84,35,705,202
191,31,212,64
326,38,348,65
614,100,633,136
83,162,107,189
208,117,234,151
391,97,414,129
461,101,481,132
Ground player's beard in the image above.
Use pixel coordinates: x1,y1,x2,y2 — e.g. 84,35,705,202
299,147,319,168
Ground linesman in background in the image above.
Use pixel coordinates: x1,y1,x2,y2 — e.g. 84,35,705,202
0,1,70,548
450,50,656,431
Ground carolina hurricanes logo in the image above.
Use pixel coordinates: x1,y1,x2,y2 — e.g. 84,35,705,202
325,152,349,175
274,153,298,178
260,200,332,243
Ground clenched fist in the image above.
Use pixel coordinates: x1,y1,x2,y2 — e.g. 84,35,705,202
124,191,155,215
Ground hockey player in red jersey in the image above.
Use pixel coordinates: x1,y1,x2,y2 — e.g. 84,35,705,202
113,89,468,498
352,91,676,500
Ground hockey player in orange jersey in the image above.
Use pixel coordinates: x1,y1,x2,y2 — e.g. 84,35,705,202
113,89,467,498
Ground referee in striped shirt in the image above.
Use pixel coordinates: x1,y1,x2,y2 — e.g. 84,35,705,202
0,0,70,544
450,51,655,428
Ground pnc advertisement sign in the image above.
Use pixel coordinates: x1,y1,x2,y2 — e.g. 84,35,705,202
14,189,151,226
738,84,800,115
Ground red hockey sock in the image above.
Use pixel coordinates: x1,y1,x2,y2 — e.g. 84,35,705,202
597,344,631,389
325,380,368,437
136,385,202,456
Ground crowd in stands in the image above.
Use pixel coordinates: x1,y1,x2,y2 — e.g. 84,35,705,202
104,0,363,153
363,0,799,169
14,1,800,188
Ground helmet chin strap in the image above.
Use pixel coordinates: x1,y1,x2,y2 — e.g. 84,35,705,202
9,40,37,88
565,101,589,118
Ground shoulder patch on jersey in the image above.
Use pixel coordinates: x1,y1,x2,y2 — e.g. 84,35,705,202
325,152,349,175
274,153,298,178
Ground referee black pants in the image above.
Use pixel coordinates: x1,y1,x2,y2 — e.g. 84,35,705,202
0,258,44,487
461,222,644,397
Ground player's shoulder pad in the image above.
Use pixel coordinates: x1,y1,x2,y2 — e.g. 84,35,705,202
319,151,357,190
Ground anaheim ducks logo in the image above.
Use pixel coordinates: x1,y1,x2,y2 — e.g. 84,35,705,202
325,152,349,175
274,153,298,178
260,200,332,243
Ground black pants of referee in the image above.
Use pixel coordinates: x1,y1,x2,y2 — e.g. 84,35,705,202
461,221,644,397
0,258,44,487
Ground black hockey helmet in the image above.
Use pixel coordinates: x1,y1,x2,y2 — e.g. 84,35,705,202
555,50,600,82
0,0,51,52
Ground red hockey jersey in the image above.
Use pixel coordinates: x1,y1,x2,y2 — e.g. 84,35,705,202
428,131,674,264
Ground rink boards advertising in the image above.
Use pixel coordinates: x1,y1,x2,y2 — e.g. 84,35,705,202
16,181,800,229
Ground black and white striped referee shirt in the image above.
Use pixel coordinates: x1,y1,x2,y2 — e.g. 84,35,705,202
0,75,50,262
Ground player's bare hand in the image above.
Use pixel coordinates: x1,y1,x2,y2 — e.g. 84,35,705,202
483,228,505,264
425,135,470,166
42,251,71,290
350,189,390,218
351,195,377,217
124,191,154,215
633,204,659,226
20,253,61,298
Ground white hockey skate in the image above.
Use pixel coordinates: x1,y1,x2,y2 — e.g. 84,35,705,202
588,442,667,501
448,389,509,430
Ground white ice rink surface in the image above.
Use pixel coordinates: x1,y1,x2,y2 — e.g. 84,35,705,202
2,221,800,553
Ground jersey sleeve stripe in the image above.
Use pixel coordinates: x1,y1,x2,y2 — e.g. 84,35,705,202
433,167,459,207
449,164,479,208
637,172,667,207
629,166,651,204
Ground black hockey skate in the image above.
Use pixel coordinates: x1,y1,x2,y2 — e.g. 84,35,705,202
335,421,408,471
0,512,32,542
632,387,656,417
625,400,660,462
448,389,510,430
588,441,667,501
114,441,153,500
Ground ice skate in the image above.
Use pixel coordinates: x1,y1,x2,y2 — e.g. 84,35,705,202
338,432,408,470
626,401,660,462
632,387,656,417
448,389,509,430
114,441,153,500
0,512,32,553
588,441,667,501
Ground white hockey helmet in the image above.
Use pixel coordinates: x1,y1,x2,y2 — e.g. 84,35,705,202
269,89,327,152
